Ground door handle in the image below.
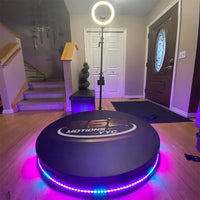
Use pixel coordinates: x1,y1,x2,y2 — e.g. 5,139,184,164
166,58,174,70
169,58,174,65
166,65,173,69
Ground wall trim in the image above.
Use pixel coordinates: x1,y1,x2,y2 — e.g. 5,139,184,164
148,99,195,118
171,106,196,118
65,106,72,112
3,109,14,114
124,95,144,99
187,113,197,118
63,101,71,112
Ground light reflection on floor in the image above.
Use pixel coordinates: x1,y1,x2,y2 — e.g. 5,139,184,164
19,136,173,200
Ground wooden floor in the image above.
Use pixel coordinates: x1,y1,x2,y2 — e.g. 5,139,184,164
0,98,200,200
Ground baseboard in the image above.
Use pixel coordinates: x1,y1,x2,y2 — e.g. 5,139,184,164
187,113,197,118
63,101,71,112
171,106,196,118
65,107,72,112
3,108,14,114
65,103,71,112
124,95,144,99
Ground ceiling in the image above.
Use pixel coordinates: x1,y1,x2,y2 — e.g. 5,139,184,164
64,0,160,16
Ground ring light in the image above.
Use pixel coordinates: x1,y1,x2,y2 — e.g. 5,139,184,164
91,1,115,26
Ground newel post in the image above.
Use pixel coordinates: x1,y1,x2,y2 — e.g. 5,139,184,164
60,42,76,112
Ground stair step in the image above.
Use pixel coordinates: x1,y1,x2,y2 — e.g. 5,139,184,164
17,98,65,111
18,97,65,103
23,87,65,99
17,80,66,111
25,87,65,92
25,71,39,76
26,74,45,78
25,68,38,72
24,66,35,71
24,61,46,83
28,81,65,88
26,77,46,82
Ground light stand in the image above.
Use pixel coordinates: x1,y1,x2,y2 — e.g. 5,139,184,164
98,26,104,110
91,1,115,110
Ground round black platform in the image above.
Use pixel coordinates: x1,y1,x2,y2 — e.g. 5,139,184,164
36,110,160,197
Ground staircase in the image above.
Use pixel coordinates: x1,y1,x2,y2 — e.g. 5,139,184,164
16,60,66,111
17,81,65,111
24,61,46,82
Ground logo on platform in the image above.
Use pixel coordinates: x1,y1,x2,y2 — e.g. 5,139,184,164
57,118,137,138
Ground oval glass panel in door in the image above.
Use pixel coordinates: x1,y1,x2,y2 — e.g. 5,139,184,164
154,28,166,72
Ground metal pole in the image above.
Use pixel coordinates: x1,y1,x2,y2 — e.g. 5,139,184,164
98,26,104,110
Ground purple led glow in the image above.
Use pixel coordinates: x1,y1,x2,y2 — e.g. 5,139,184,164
71,102,95,114
37,153,160,196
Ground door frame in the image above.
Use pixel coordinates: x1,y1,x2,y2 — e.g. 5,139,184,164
84,28,127,98
144,0,182,109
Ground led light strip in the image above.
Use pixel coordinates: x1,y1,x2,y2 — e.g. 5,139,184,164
38,153,159,195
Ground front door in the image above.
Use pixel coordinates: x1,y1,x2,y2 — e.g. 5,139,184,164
145,3,178,107
84,29,126,98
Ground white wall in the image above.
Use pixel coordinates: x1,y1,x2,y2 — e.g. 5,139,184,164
172,0,199,115
70,14,146,97
0,23,17,49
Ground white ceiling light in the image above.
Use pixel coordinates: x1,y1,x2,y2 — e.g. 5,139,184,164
91,1,115,26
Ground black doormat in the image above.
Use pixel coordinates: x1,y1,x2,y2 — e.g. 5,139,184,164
112,101,192,123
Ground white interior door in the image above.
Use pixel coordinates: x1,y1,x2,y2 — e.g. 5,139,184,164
84,29,126,98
